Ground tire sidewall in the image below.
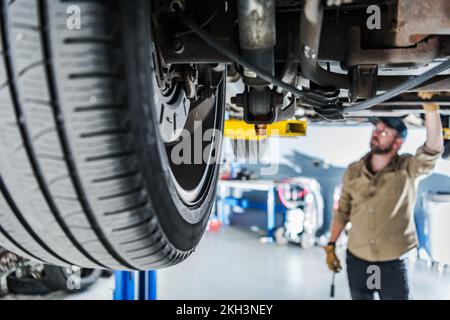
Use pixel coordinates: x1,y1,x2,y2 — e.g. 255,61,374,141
121,1,225,252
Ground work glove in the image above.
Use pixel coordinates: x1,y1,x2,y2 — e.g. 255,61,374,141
418,92,440,112
324,244,342,273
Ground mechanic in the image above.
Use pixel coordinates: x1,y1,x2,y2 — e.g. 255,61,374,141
324,93,444,300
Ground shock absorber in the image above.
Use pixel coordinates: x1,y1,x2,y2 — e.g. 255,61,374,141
237,0,277,124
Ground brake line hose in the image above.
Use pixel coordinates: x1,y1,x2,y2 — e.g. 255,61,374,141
173,4,450,114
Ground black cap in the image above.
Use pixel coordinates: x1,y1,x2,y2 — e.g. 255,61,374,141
371,117,408,140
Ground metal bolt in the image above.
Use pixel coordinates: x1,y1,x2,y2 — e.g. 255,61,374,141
243,68,258,79
170,0,184,12
173,39,184,54
254,124,267,136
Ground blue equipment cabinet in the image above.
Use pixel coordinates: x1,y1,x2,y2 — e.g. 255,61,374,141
217,180,278,239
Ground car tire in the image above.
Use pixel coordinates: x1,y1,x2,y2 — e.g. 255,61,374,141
0,0,224,270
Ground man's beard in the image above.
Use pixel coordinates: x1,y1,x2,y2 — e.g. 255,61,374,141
370,139,395,154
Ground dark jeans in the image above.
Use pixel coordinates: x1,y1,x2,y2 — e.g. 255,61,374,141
346,250,411,300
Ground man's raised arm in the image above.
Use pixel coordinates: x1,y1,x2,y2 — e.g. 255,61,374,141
419,92,444,153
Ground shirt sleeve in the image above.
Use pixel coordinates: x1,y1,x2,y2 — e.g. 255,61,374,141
406,143,443,178
333,168,352,225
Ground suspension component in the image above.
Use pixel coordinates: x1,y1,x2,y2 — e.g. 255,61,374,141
237,0,277,123
238,0,276,85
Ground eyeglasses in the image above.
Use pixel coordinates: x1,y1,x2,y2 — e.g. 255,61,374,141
372,128,394,137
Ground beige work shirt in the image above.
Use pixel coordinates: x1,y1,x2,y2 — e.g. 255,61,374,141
334,144,443,262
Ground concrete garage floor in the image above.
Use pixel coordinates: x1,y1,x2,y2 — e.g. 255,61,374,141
3,226,450,300
157,227,450,300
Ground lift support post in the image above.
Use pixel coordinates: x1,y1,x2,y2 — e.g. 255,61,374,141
114,270,157,300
